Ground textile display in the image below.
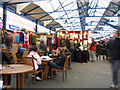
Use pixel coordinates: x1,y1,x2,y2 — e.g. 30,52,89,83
24,33,29,50
19,32,24,43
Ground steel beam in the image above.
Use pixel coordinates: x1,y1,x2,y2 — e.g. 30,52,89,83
24,6,40,15
7,0,45,5
3,2,7,32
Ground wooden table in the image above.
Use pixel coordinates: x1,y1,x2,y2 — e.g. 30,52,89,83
0,64,33,90
41,58,54,80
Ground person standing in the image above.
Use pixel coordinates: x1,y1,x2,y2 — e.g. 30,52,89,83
39,38,47,51
64,37,71,51
107,30,120,88
96,41,102,60
89,38,97,62
64,37,72,68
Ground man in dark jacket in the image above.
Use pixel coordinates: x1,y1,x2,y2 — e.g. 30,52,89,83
107,30,120,88
48,47,66,78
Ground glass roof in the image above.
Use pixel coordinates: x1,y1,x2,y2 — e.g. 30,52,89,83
46,0,80,31
1,0,119,33
38,0,113,31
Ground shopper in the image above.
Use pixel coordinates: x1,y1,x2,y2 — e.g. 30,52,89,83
89,38,97,62
96,41,102,60
107,30,120,88
16,43,27,59
64,37,71,51
47,47,66,78
39,38,47,51
101,41,108,60
27,47,44,80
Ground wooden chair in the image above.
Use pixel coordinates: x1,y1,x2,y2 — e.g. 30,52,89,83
22,50,29,57
18,50,29,62
22,57,43,84
12,53,18,64
51,55,70,81
64,52,70,68
39,50,45,56
12,53,23,64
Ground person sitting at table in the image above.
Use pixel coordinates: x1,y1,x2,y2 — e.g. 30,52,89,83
1,38,7,49
16,43,27,59
27,47,44,81
1,46,11,86
45,47,54,58
48,47,66,79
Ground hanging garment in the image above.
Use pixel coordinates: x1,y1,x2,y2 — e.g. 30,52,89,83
29,33,33,44
19,32,24,43
10,36,13,43
57,38,60,47
16,36,19,43
24,33,29,50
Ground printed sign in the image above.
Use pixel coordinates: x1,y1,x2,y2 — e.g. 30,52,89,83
9,25,20,31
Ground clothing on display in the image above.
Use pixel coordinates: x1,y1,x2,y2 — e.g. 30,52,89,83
19,32,24,43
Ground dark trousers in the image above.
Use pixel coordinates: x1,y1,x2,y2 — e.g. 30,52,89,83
2,52,11,85
37,65,44,78
48,61,62,77
110,60,120,85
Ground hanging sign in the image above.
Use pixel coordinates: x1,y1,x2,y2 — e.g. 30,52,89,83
13,28,18,33
9,25,20,32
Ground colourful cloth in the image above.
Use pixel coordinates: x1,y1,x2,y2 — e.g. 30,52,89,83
16,36,19,42
19,32,24,43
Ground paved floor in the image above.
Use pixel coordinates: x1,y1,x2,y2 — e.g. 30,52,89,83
11,60,120,88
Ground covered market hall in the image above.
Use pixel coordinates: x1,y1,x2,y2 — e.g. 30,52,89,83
0,0,120,89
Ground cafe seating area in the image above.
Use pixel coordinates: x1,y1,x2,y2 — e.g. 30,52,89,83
1,42,71,89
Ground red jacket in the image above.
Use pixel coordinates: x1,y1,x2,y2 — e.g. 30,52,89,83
90,42,97,51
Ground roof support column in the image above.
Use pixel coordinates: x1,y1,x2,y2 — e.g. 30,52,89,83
3,2,7,32
35,20,38,33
